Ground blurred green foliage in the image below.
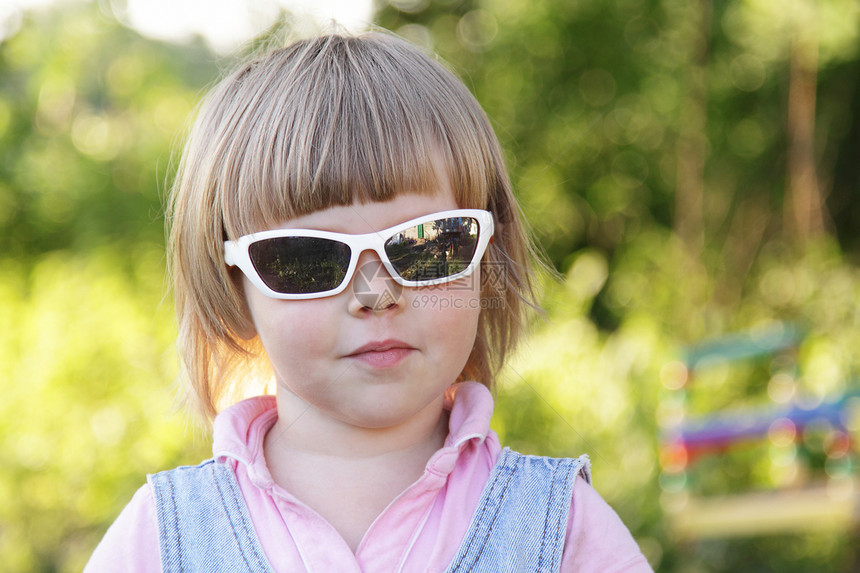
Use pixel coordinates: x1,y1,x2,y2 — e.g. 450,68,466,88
0,4,215,570
3,0,860,571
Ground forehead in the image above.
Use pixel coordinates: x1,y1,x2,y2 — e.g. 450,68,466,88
273,189,460,234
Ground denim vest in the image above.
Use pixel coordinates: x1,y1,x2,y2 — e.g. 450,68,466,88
149,448,590,572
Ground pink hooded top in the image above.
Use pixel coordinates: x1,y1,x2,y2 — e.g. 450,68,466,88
86,382,652,572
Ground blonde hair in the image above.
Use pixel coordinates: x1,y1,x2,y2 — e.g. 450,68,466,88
168,31,541,423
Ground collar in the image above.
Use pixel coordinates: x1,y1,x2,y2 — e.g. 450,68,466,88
211,382,495,487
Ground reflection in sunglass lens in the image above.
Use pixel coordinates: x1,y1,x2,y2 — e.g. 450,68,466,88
249,237,351,294
384,217,480,281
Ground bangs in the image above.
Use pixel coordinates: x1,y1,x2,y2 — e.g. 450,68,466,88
203,33,497,238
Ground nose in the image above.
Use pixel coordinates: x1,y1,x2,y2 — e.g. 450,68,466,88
346,250,404,315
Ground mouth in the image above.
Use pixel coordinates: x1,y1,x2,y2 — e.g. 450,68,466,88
346,339,416,368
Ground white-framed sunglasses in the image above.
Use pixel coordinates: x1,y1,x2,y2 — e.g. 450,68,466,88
224,209,494,300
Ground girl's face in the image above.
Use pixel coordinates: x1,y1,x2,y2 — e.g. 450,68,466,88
242,186,482,435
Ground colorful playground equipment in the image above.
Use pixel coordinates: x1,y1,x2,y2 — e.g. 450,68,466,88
658,323,860,539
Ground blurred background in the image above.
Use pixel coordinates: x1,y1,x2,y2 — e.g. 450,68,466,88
2,0,860,570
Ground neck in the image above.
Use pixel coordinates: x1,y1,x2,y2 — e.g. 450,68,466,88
262,388,450,553
265,387,449,461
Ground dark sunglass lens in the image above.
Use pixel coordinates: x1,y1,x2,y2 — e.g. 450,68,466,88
249,237,350,294
384,217,480,281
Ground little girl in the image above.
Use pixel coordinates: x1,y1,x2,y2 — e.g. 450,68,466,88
87,31,652,572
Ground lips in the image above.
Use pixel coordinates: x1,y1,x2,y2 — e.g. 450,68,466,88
346,339,416,368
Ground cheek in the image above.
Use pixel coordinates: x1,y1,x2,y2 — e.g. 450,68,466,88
438,306,481,380
244,285,335,365
414,285,482,356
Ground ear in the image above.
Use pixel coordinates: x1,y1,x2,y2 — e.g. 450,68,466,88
234,314,258,341
491,220,503,239
230,269,259,340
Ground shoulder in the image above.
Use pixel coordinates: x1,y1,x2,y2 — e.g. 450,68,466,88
494,448,590,476
494,449,652,572
85,460,232,573
562,475,653,572
84,483,162,573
